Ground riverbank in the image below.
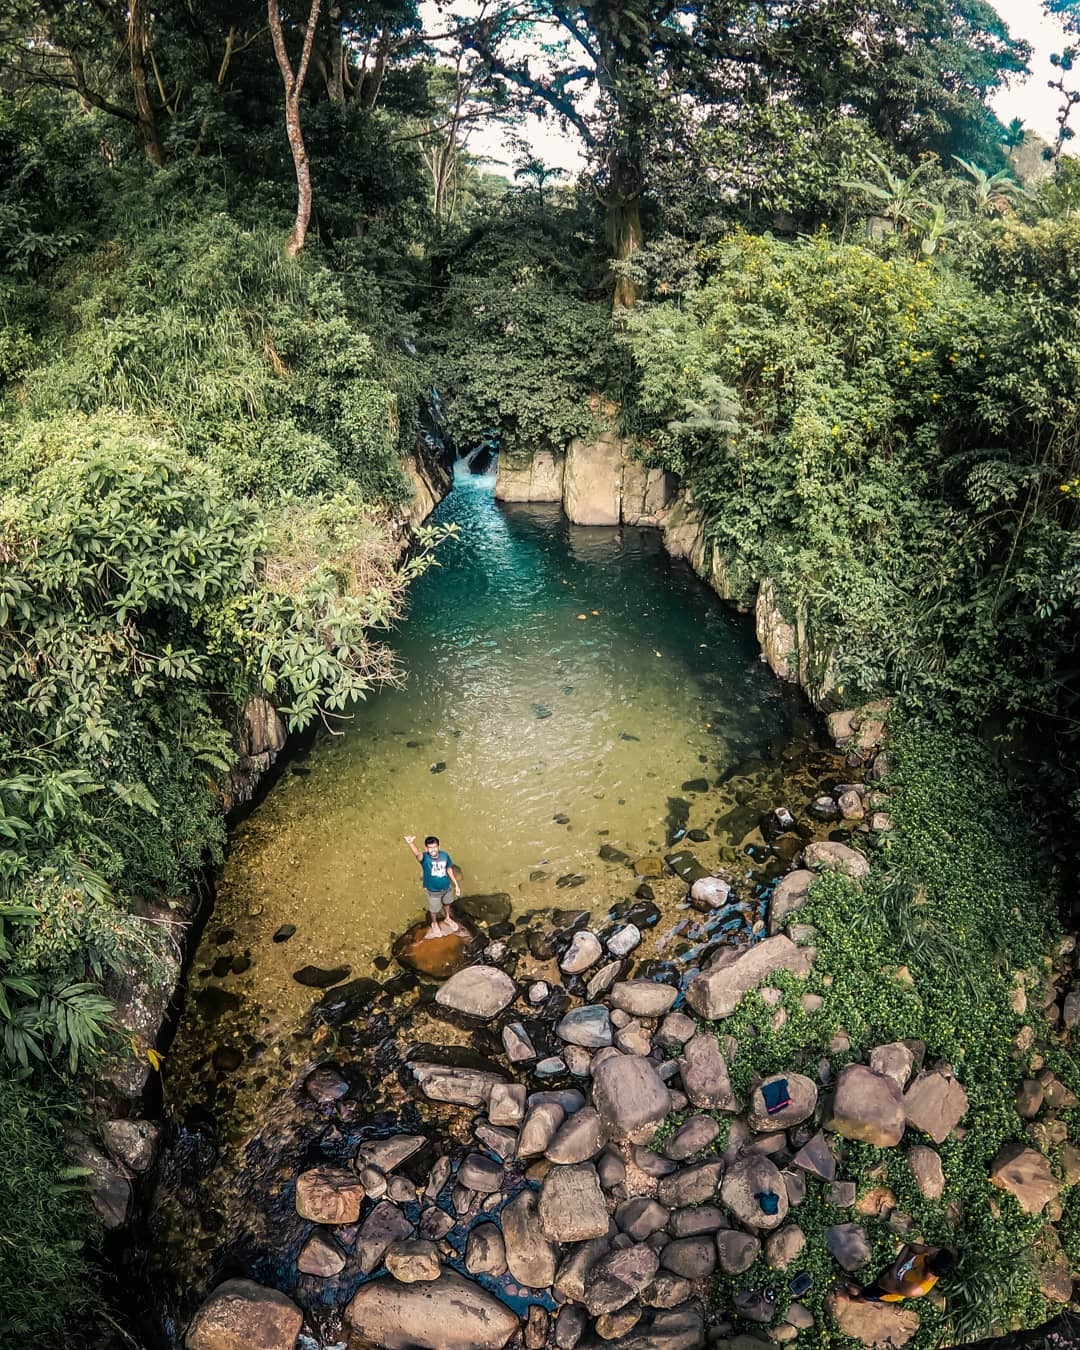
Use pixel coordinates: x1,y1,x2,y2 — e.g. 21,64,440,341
169,706,1079,1350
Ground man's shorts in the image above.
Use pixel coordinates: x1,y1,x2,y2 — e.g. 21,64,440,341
426,889,450,915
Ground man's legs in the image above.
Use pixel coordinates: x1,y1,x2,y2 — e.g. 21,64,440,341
426,891,445,937
441,898,462,934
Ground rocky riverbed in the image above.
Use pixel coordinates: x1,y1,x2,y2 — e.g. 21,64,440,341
92,702,1080,1350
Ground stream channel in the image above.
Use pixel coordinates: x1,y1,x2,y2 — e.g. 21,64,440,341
146,461,827,1343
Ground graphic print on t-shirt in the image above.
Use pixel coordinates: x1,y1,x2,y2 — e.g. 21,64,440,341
421,851,452,891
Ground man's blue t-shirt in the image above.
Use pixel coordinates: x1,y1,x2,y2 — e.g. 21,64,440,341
421,850,453,892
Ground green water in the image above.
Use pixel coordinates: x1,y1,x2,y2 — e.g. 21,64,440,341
178,468,790,1029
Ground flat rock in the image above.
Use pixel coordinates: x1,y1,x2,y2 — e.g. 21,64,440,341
466,1222,507,1275
989,1142,1061,1214
616,1197,669,1240
410,1061,507,1107
768,870,813,935
547,1106,606,1164
539,1163,610,1241
669,1204,727,1237
686,936,812,1020
592,1054,671,1143
656,1012,697,1049
610,981,679,1018
435,966,516,1018
906,1145,944,1200
825,1064,905,1147
826,1223,871,1272
641,1271,694,1309
554,1234,612,1303
345,1271,518,1350
385,1239,441,1283
502,1187,559,1288
803,840,870,879
587,1243,661,1313
357,1134,426,1174
659,1160,724,1208
185,1279,303,1350
557,1004,613,1048
679,1034,736,1111
716,1230,760,1275
659,1236,716,1280
294,1166,365,1224
297,1232,346,1277
587,960,623,1000
720,1155,789,1230
747,1072,817,1132
826,1291,919,1347
765,1224,806,1270
903,1070,968,1143
616,1308,705,1350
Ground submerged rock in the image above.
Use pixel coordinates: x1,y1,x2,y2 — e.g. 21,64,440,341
394,921,483,978
292,964,351,989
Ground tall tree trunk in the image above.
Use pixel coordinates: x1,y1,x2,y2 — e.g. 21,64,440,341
128,0,164,165
327,5,345,102
608,151,643,309
268,0,323,256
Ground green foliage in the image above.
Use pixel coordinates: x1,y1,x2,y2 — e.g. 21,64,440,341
626,225,1080,762
707,719,1061,1343
0,1076,101,1344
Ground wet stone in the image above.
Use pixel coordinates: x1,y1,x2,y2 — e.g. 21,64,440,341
297,1232,346,1278
272,924,296,943
304,1064,350,1106
292,964,351,989
294,1166,365,1224
356,1200,414,1274
385,1239,441,1283
458,1153,503,1193
465,1222,506,1276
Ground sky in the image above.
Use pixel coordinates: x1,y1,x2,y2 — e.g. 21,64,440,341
424,3,1075,175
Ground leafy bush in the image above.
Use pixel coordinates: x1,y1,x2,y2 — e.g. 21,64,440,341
0,1075,101,1343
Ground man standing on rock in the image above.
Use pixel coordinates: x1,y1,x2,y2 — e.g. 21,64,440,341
404,834,462,938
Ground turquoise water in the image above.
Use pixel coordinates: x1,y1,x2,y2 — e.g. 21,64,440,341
177,465,792,1030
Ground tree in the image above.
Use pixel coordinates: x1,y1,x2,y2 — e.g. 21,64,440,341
268,0,323,254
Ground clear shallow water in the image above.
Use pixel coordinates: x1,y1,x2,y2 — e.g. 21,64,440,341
177,465,791,1030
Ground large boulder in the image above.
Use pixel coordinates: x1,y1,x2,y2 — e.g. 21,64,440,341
435,966,516,1018
747,1072,817,1132
346,1271,518,1350
185,1279,302,1350
768,870,813,936
902,1070,968,1143
539,1163,610,1241
686,936,813,1020
989,1143,1061,1215
720,1155,789,1231
502,1188,559,1288
679,1033,736,1111
564,431,624,525
802,842,870,881
826,1291,919,1348
825,1064,905,1147
592,1054,671,1143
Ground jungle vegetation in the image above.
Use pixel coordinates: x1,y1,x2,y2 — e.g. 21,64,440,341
0,0,1079,1343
